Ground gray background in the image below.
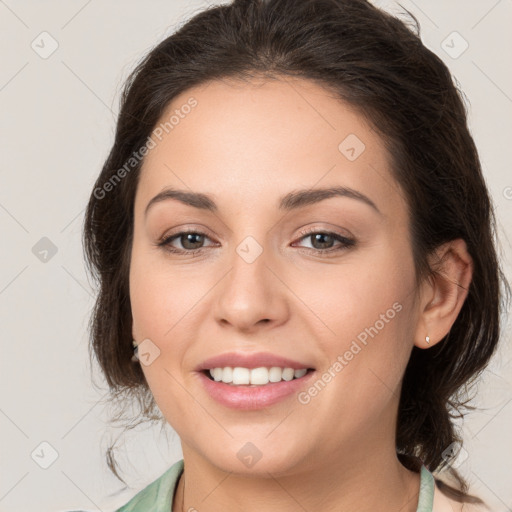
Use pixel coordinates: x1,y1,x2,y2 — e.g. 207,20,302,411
0,1,511,511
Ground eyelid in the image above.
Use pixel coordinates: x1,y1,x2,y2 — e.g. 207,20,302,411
157,225,356,257
292,226,356,252
157,227,217,249
294,225,353,241
158,224,215,242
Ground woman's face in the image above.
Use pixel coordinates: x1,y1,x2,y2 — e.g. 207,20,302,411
129,77,424,475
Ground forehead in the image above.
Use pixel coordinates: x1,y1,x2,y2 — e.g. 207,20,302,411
135,76,404,218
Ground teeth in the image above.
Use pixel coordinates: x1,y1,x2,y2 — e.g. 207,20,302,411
212,367,223,381
232,367,250,385
268,366,282,383
221,367,233,384
208,366,309,385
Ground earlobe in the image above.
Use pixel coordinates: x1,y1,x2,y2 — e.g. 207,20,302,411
414,239,473,350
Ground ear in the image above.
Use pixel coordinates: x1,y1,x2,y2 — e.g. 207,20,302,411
413,239,473,350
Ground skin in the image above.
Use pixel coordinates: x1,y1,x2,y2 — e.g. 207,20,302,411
129,76,473,512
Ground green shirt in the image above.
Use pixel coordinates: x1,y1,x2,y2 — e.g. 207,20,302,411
112,459,436,512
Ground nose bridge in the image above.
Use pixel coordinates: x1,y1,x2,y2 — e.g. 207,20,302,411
214,229,288,330
229,232,273,302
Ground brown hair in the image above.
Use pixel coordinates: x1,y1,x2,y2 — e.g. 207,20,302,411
82,0,509,505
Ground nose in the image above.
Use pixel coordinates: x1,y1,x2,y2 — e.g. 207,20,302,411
213,237,290,334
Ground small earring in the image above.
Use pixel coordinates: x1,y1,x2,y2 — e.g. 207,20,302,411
425,335,430,345
131,340,139,363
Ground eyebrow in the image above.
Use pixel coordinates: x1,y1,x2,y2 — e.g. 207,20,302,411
144,186,382,216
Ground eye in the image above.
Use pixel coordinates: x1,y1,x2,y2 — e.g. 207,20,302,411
156,227,356,257
157,230,216,256
292,227,356,255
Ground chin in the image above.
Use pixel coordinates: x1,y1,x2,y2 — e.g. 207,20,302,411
197,438,309,477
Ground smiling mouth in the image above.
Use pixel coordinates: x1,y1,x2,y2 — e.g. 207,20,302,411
201,368,315,387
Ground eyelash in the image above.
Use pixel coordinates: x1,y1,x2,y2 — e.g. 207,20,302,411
157,227,356,257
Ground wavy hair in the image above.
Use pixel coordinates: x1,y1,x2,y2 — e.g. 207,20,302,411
82,0,509,504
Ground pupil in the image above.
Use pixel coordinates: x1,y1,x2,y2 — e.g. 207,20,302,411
183,233,203,249
312,233,333,249
181,233,334,250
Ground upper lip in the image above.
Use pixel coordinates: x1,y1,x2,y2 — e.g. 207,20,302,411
197,352,315,371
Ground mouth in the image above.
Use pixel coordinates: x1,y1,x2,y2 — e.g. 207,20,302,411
197,365,317,410
201,367,316,386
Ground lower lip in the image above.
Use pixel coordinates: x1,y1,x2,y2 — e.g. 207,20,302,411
197,371,316,410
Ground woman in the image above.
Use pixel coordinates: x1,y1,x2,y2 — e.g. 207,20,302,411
81,0,508,510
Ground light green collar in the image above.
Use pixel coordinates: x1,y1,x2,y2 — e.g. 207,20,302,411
115,459,435,512
416,464,435,512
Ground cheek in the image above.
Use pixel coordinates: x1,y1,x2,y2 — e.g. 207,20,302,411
129,245,195,339
297,265,416,435
301,245,413,340
129,265,167,340
299,243,416,393
129,250,197,424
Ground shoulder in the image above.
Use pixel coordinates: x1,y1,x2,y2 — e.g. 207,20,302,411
433,481,488,512
114,459,184,512
436,495,487,512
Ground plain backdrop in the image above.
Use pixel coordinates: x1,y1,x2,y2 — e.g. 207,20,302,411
0,1,511,511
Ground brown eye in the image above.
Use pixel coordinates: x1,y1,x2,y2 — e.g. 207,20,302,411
293,228,356,255
158,230,216,255
176,232,205,250
308,232,336,250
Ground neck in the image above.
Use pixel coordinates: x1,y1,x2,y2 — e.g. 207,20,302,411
173,441,421,512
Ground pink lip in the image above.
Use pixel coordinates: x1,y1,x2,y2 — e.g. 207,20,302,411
196,370,316,410
196,352,314,371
